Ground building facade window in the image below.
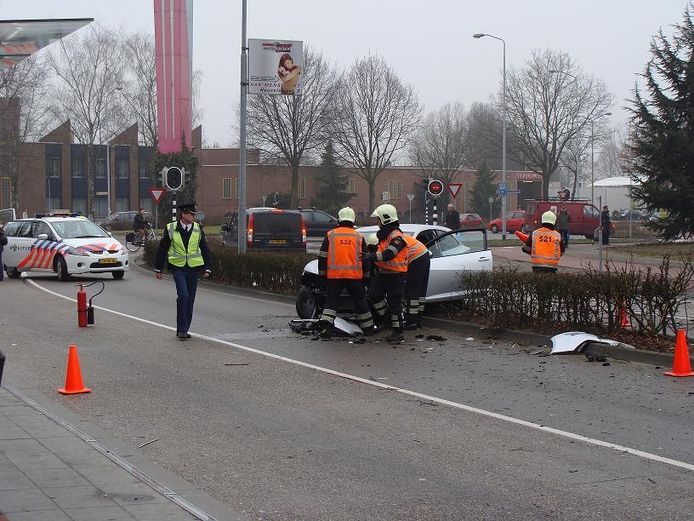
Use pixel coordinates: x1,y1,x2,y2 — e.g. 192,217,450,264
94,195,109,218
299,177,306,199
71,158,84,178
388,179,402,199
116,197,129,212
348,178,356,194
222,177,239,199
116,158,129,179
72,197,86,215
139,161,149,179
1,177,11,207
47,157,60,178
96,158,107,179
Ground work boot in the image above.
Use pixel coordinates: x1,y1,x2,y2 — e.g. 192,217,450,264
403,321,420,331
362,325,377,337
385,328,404,344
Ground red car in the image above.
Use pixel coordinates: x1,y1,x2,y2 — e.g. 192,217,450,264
459,213,484,229
487,210,526,234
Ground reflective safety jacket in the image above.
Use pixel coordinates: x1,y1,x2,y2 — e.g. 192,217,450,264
325,226,363,279
403,235,428,264
167,222,204,268
530,227,562,269
375,228,408,273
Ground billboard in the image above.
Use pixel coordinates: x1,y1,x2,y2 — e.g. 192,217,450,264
249,39,303,96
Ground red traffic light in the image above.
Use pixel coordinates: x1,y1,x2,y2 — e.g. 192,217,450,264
427,179,444,196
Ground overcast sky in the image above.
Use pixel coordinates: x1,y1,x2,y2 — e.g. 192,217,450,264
5,0,691,145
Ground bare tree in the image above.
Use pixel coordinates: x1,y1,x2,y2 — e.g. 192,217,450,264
0,54,53,210
247,47,335,208
49,23,125,217
328,56,421,211
409,102,468,207
119,32,157,146
504,49,613,197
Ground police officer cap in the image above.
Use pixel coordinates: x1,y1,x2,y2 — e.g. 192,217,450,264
179,202,197,214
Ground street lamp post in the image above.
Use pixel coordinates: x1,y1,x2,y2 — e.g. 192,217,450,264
590,112,612,206
473,32,507,240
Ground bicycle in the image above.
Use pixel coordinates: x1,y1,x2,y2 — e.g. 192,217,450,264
125,223,157,252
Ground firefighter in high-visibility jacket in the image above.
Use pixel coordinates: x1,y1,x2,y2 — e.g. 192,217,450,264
365,204,408,343
317,207,375,338
522,211,566,273
402,235,430,329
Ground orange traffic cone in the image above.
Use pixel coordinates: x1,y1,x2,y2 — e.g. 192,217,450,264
618,304,631,329
514,230,529,242
58,344,92,394
664,330,694,377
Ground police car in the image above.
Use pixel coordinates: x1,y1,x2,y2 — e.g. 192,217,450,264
2,214,129,280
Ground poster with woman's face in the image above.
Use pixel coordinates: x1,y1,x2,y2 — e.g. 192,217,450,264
248,39,303,96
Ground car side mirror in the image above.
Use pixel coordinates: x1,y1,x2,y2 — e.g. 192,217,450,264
37,233,49,240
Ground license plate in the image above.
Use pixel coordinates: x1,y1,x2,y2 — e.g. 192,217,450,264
268,239,287,245
99,258,118,264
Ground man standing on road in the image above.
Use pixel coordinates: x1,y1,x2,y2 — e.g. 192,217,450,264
601,205,612,246
0,223,7,282
316,207,375,338
402,234,430,330
522,211,565,273
365,204,408,343
154,202,212,340
444,203,460,230
556,205,570,249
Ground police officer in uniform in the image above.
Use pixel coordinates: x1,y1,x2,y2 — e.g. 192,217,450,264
155,202,212,339
316,207,375,338
402,234,430,329
522,211,566,273
365,204,408,343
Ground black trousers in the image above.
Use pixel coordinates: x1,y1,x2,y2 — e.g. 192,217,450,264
369,272,405,329
320,279,373,329
404,254,430,322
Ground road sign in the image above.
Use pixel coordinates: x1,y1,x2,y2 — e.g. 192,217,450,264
161,166,185,191
149,187,167,204
448,183,462,198
427,179,444,197
499,186,507,196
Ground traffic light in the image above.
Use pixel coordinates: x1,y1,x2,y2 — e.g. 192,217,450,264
427,179,444,197
161,166,185,191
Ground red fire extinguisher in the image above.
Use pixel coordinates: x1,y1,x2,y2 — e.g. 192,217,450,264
77,284,88,327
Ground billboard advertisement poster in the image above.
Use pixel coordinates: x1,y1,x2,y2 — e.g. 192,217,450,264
249,39,303,96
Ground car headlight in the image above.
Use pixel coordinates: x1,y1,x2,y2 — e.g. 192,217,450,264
67,246,90,256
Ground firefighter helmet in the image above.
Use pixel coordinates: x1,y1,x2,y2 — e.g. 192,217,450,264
366,233,379,246
337,206,356,223
370,204,398,225
541,211,557,225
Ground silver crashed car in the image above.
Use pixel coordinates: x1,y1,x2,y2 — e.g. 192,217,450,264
295,224,493,318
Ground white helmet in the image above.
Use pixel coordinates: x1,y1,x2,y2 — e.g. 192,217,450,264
370,204,398,225
366,233,379,246
541,211,557,225
337,206,356,223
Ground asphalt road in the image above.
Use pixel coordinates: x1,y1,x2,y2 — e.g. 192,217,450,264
2,261,694,520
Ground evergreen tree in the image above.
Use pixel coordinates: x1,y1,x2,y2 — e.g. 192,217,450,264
469,163,500,220
311,141,352,216
627,4,694,239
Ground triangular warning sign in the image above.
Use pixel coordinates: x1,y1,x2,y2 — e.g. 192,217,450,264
448,183,462,198
149,187,167,204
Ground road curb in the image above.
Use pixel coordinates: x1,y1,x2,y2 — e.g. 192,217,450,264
421,316,685,368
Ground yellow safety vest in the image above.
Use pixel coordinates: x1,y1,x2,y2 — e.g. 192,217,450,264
167,222,204,268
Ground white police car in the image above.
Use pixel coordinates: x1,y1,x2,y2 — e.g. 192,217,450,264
2,214,129,280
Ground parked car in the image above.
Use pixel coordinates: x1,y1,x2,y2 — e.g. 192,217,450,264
459,213,484,229
487,210,526,234
295,224,493,318
97,211,154,231
298,208,338,238
221,207,306,251
523,200,601,239
3,214,129,280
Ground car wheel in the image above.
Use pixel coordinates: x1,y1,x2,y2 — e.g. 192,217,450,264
5,266,20,279
296,285,319,319
55,256,70,281
112,271,125,280
490,224,498,234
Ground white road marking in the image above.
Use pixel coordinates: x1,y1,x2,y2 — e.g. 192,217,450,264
27,279,694,474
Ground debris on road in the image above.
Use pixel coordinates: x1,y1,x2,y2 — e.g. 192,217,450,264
224,362,249,366
137,438,160,448
426,335,446,342
551,331,619,355
585,353,607,363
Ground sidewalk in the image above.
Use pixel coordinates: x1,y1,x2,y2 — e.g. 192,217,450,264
0,384,244,521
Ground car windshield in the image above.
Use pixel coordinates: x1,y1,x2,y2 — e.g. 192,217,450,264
52,220,110,239
429,230,486,258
